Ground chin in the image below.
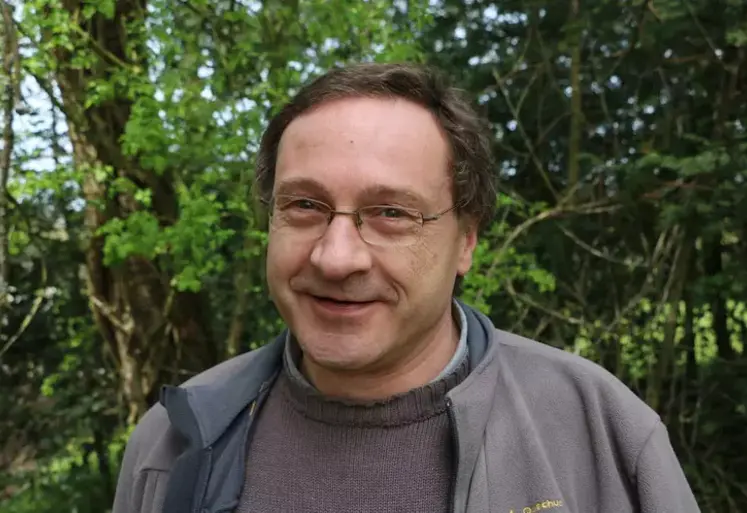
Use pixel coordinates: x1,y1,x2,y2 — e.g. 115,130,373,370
296,330,386,372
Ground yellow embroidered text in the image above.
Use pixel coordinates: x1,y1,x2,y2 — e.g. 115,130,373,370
509,499,563,513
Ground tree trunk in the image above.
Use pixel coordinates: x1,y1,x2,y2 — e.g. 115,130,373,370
680,275,697,422
567,0,582,198
47,0,216,422
646,235,692,413
702,234,733,361
0,0,18,310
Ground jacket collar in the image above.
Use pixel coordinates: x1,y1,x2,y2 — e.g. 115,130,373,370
160,331,286,447
446,303,500,512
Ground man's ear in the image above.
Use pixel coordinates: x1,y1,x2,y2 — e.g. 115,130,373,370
457,221,478,276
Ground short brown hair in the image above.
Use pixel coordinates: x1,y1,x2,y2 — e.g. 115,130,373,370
254,62,496,232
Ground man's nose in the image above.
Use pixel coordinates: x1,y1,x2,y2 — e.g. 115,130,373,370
308,214,373,280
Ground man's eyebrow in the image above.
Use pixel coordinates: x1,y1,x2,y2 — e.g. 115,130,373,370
274,179,427,206
274,178,330,197
358,185,426,206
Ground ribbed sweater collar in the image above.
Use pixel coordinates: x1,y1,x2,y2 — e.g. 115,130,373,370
280,348,469,427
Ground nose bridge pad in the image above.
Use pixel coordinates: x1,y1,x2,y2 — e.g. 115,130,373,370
323,210,362,241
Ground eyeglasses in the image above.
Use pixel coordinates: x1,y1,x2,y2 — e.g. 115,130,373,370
266,195,461,247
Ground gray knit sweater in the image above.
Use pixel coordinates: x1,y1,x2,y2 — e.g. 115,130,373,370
236,345,469,512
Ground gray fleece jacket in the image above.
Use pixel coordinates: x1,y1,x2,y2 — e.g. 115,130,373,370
112,303,700,513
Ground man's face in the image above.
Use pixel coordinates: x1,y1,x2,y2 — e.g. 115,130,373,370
266,97,477,374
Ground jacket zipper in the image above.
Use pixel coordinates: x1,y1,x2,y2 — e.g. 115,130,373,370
194,446,213,513
446,397,460,513
198,378,276,513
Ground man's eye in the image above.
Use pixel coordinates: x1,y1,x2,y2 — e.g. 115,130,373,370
292,199,318,210
380,208,406,218
279,198,320,211
367,206,414,220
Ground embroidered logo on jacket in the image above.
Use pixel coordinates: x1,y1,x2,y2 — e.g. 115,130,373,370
509,499,563,513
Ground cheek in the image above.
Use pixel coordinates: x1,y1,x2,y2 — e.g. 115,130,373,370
408,241,437,279
390,239,442,292
404,234,465,289
267,235,308,283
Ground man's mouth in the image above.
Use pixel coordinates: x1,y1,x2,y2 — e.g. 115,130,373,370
312,295,372,305
306,294,381,316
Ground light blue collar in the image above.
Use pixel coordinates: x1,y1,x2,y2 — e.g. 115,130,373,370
431,299,469,382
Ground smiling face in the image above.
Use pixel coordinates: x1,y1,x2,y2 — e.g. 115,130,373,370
266,96,477,386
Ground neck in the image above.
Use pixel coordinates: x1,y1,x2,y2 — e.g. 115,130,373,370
299,306,460,401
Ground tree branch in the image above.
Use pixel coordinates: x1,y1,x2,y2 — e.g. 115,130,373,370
474,194,621,305
505,278,584,326
0,256,48,360
493,69,559,200
557,223,645,268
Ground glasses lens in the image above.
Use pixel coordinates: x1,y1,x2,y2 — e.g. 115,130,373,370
358,206,422,247
271,197,329,240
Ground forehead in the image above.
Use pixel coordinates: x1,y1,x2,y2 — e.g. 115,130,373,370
275,97,452,204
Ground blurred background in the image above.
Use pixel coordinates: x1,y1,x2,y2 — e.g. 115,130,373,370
1,0,745,511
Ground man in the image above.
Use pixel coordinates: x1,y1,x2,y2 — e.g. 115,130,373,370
112,63,699,513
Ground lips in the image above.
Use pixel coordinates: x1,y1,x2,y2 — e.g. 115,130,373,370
306,294,378,316
312,295,373,305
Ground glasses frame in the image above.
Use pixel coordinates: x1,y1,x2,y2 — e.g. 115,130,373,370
264,194,462,246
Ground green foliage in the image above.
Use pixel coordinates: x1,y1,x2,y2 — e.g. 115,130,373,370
0,433,127,513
